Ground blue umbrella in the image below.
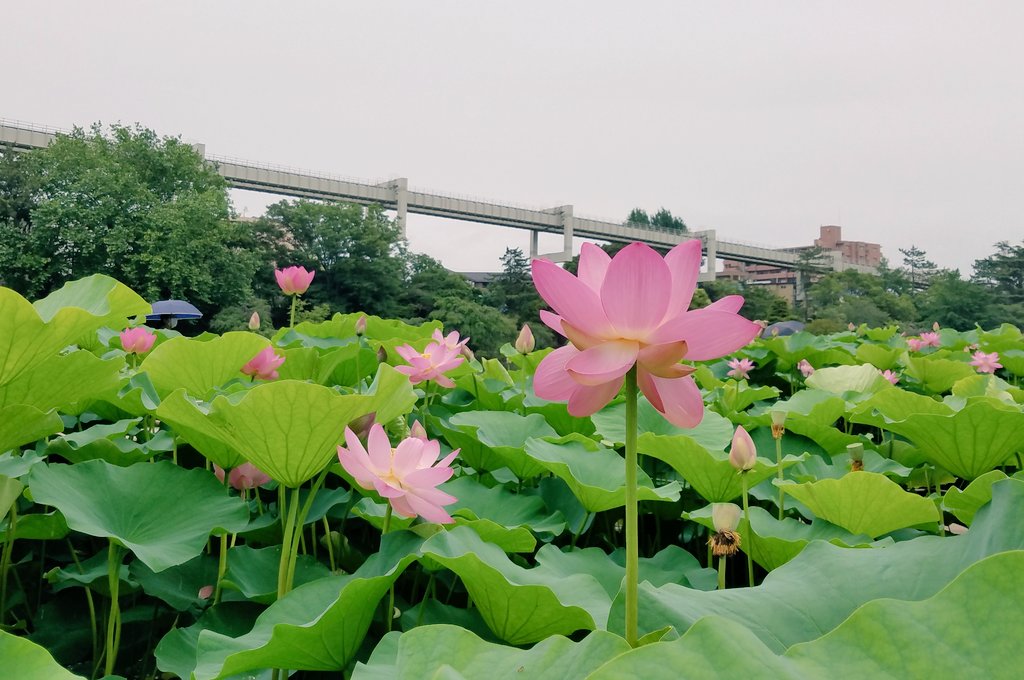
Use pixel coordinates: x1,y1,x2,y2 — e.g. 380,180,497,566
762,320,805,337
147,300,202,328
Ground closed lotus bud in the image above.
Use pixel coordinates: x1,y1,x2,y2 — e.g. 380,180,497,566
461,345,475,362
947,523,968,535
515,324,535,354
933,322,941,332
847,442,864,472
409,420,428,440
376,345,388,363
348,412,377,442
355,315,367,336
848,323,856,331
248,312,260,331
709,503,742,557
770,409,787,440
729,425,757,471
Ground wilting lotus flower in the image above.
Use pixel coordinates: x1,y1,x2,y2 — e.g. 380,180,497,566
969,351,1002,374
709,503,742,557
275,266,315,296
918,331,941,348
880,369,899,385
337,423,459,523
395,329,468,388
729,425,757,471
531,241,760,428
120,327,156,354
797,359,814,377
726,357,755,380
214,462,272,490
515,324,536,354
241,346,286,380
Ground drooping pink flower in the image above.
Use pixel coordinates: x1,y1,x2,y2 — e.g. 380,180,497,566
969,351,1002,374
241,346,286,380
918,331,941,348
515,324,536,354
120,327,156,354
395,329,468,388
337,423,459,523
531,242,760,428
729,425,757,471
213,462,272,490
880,369,900,385
726,357,755,380
906,338,924,352
275,266,315,296
797,359,815,377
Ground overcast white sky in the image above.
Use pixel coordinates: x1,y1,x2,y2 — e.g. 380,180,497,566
4,1,1022,274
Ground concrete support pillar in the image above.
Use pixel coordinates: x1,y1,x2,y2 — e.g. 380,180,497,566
699,230,717,282
529,230,539,258
561,205,574,254
393,177,409,236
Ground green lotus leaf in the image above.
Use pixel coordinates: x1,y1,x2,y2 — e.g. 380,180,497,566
855,342,901,370
903,354,977,393
440,476,566,537
608,479,1024,648
789,446,913,482
805,363,890,396
181,532,423,679
26,460,250,572
110,370,162,415
0,404,64,455
154,602,264,680
638,432,804,504
999,349,1024,376
710,381,780,416
0,474,23,523
594,399,734,451
592,551,1024,679
1,511,69,541
778,472,939,537
524,434,681,513
140,331,270,398
0,351,122,413
449,411,558,480
0,629,85,680
220,544,332,604
353,626,630,680
854,395,1024,480
420,526,609,644
46,418,163,466
942,469,1008,525
773,390,859,452
533,543,715,596
275,312,438,347
130,554,219,611
0,450,46,478
154,390,247,470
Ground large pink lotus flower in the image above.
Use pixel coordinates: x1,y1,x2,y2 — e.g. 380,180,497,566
797,359,815,378
880,369,900,385
969,351,1002,374
338,423,459,523
918,331,941,348
395,329,468,388
241,346,286,380
275,266,315,296
906,338,924,352
531,241,760,428
120,327,156,354
213,462,272,490
726,357,755,380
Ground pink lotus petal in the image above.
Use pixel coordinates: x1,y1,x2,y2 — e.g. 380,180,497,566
539,310,566,337
565,340,640,387
567,376,624,417
663,240,702,316
388,495,418,519
706,295,745,314
366,424,394,473
647,309,761,360
404,493,455,524
729,425,757,470
577,242,612,293
534,346,582,401
532,258,613,339
637,341,691,378
642,374,704,429
404,465,455,489
600,244,672,337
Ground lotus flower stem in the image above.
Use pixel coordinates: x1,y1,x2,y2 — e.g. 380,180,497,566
624,364,640,647
775,437,785,520
214,532,228,604
323,517,336,572
717,554,727,590
289,294,297,328
276,487,300,600
66,538,99,671
104,541,123,677
0,504,14,624
741,473,754,587
284,470,329,594
382,504,395,632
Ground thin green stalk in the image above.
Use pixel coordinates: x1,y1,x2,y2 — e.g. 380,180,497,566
775,436,785,520
284,471,329,592
276,487,300,600
105,541,123,677
323,517,336,572
741,472,754,587
213,533,228,604
0,503,15,624
717,555,727,591
66,539,98,671
382,505,395,632
623,364,639,648
289,294,297,328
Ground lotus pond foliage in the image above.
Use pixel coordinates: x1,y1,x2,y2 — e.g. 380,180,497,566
1,247,1023,678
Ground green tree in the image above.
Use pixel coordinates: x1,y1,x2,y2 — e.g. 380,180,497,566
973,241,1024,306
400,253,476,322
625,207,687,232
917,270,996,330
0,124,255,314
899,245,936,289
809,270,917,327
794,246,830,320
430,294,518,358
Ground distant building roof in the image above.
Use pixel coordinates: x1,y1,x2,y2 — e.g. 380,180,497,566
459,271,498,286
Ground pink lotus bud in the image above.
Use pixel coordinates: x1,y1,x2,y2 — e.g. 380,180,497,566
376,346,388,362
275,266,315,296
932,322,941,332
797,359,814,377
947,523,968,535
248,312,260,331
848,323,856,331
409,420,428,440
198,585,214,599
214,462,271,489
120,327,156,355
515,324,535,354
729,425,757,471
355,315,367,336
348,412,377,441
241,346,286,381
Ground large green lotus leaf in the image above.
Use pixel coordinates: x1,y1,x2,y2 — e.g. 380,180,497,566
0,351,122,412
978,323,1023,353
608,479,1024,649
0,404,63,454
638,432,804,504
45,418,163,467
185,532,423,679
0,276,147,389
951,374,1018,405
449,411,558,480
999,349,1024,377
140,331,269,398
220,545,332,604
155,390,247,470
440,476,566,536
805,363,890,397
2,511,69,541
353,626,630,680
942,470,1008,525
524,434,681,513
851,386,950,425
0,629,85,680
591,551,1024,679
903,354,977,393
130,554,219,611
710,381,780,416
778,472,939,537
789,446,913,482
275,312,438,346
534,544,715,596
687,504,881,571
855,342,901,370
0,450,46,478
155,602,265,680
430,410,503,473
857,397,1024,480
26,460,250,572
593,399,734,451
773,390,859,452
420,526,609,644
0,474,23,523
